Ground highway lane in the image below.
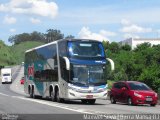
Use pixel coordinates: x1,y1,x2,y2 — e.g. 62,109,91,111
0,66,84,120
0,66,80,114
0,66,22,97
0,93,85,120
0,92,80,114
0,65,160,120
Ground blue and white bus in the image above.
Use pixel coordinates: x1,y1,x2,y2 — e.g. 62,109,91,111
24,39,114,104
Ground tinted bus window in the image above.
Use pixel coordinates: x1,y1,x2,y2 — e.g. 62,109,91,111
58,41,69,81
26,44,58,82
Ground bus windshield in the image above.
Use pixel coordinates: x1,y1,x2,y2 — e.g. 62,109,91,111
68,41,105,58
70,65,106,86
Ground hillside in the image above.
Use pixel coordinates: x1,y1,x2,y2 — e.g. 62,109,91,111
0,40,14,66
10,41,44,64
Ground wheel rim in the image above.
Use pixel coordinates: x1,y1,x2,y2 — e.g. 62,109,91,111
111,97,114,103
128,98,132,105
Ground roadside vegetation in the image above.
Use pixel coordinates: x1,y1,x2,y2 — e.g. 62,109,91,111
0,40,43,66
10,41,44,64
0,40,15,66
103,41,160,92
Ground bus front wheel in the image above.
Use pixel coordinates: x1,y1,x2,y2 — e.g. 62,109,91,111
88,99,96,104
81,99,96,104
81,100,88,104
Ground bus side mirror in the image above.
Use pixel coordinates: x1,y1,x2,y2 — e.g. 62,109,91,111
106,58,115,71
63,57,70,70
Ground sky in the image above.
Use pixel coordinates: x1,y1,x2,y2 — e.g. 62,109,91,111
1,0,160,45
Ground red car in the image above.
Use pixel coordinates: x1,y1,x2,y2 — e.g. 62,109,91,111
20,77,24,84
110,81,158,106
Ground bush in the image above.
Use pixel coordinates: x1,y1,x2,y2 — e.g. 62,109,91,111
107,80,115,90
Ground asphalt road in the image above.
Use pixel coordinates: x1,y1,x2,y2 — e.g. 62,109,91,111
0,65,160,120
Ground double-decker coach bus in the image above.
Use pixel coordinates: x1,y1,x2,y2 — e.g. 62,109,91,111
24,39,114,104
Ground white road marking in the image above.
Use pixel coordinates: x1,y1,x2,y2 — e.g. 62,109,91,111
0,92,9,97
12,96,93,114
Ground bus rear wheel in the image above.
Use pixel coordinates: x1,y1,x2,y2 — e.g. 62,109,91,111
29,87,33,98
51,91,56,102
32,88,37,99
56,89,64,103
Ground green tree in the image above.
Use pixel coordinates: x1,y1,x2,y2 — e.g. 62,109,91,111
30,31,46,42
121,44,131,51
65,35,75,39
46,29,64,43
8,33,31,44
134,42,151,52
108,42,120,53
102,41,109,51
139,64,160,91
8,32,46,44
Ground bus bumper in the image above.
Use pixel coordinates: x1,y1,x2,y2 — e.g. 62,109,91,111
67,89,108,100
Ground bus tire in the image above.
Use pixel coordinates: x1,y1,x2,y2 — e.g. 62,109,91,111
56,89,64,103
29,90,33,98
81,100,88,104
88,99,96,104
51,91,56,102
32,88,37,99
29,86,33,98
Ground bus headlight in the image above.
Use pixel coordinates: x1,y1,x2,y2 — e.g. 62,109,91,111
68,85,76,90
98,88,107,92
68,84,79,92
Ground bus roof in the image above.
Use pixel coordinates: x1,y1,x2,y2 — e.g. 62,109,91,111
25,40,57,53
25,39,101,53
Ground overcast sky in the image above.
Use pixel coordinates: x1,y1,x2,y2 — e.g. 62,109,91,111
0,0,160,45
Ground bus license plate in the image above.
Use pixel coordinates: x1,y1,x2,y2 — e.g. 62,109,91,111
146,98,152,101
86,95,93,99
